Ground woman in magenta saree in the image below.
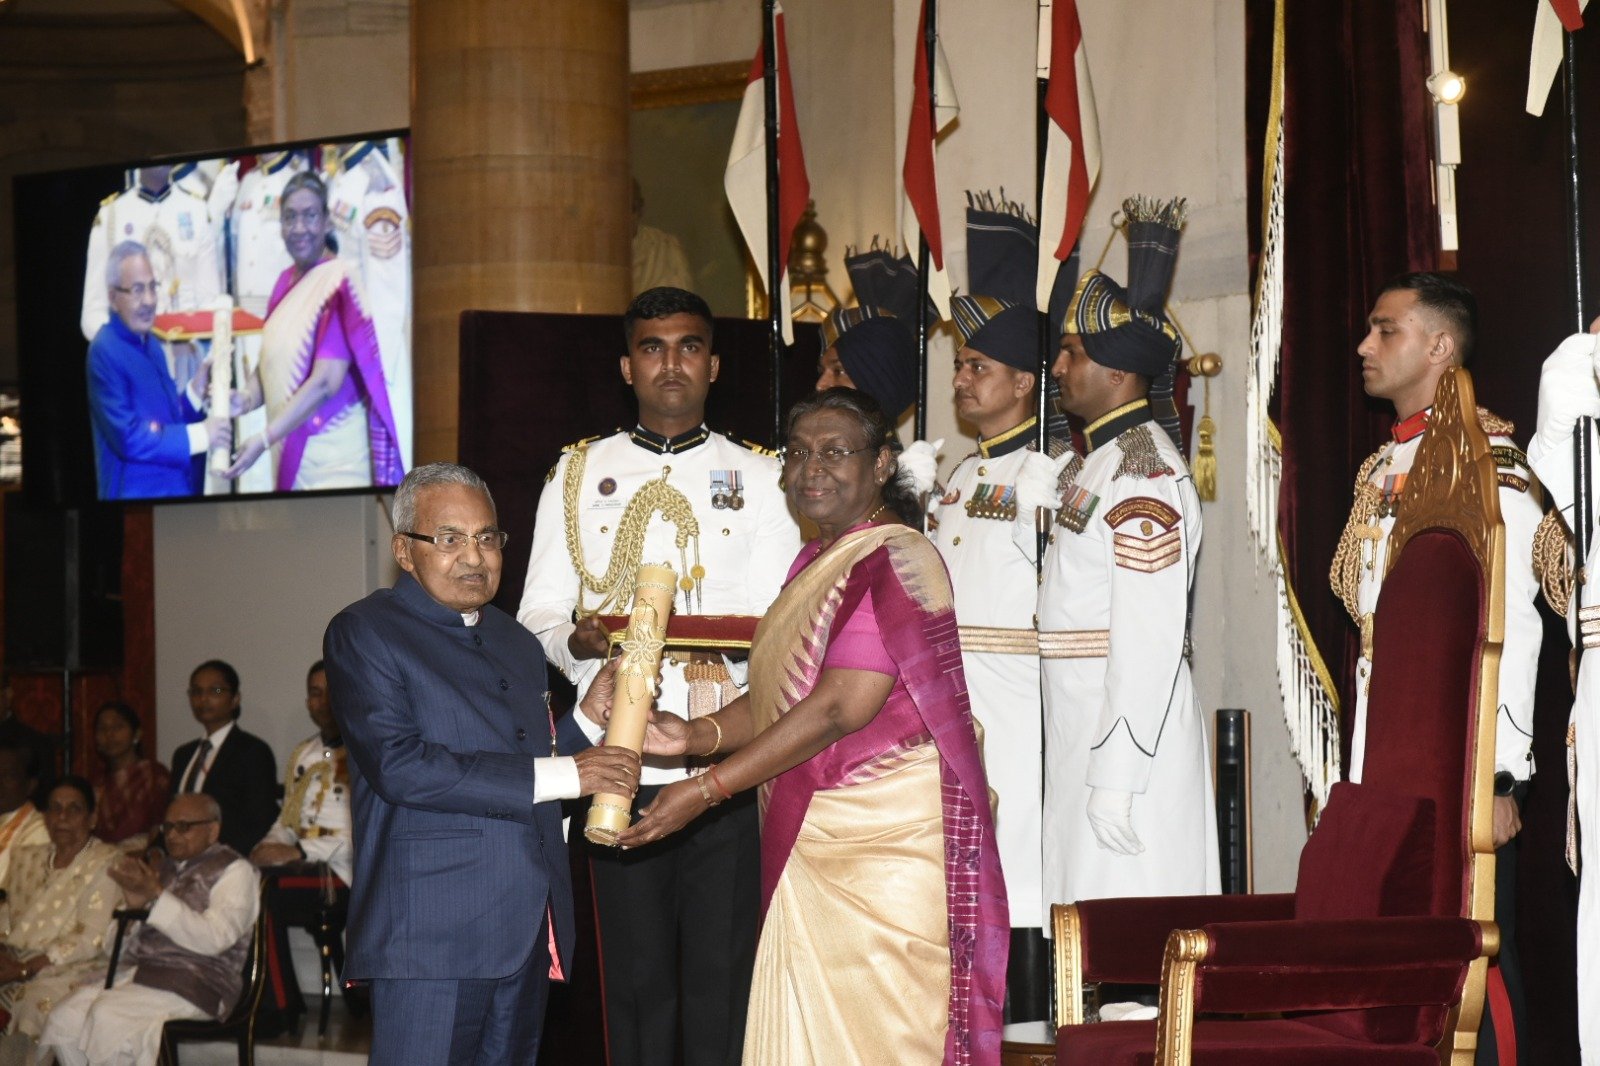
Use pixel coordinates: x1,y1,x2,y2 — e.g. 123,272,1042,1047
224,171,403,490
618,388,1008,1065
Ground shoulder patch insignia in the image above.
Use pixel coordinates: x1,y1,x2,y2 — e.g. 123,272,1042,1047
724,433,778,458
1104,496,1180,531
1498,472,1529,493
1477,406,1515,436
1113,425,1174,481
1491,444,1529,471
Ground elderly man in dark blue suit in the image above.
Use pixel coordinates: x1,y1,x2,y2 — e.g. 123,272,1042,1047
325,462,639,1065
86,240,229,500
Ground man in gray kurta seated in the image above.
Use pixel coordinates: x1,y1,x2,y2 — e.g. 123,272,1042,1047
39,793,260,1066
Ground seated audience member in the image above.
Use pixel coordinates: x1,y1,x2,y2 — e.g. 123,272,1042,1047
0,676,57,807
170,660,278,856
91,702,171,847
250,659,352,1030
0,777,120,1064
39,793,261,1066
0,747,47,890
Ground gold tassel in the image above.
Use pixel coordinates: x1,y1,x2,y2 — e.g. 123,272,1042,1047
1194,413,1218,501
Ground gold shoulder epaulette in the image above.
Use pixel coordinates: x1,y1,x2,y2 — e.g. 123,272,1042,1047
99,191,119,208
1113,424,1174,481
1477,406,1515,437
560,432,608,455
724,433,778,458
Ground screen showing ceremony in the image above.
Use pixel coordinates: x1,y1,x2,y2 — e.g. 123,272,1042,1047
20,134,413,504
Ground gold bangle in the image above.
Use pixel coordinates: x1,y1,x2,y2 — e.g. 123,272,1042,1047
695,773,720,807
701,715,723,758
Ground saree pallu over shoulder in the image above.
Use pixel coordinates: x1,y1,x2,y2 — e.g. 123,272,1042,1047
261,258,404,491
748,524,1008,1065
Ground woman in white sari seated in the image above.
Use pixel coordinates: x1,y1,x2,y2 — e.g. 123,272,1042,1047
0,776,121,1065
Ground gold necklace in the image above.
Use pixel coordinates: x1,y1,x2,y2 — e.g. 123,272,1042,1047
864,503,888,524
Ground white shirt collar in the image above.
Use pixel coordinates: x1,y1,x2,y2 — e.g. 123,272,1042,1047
461,610,480,627
202,720,236,748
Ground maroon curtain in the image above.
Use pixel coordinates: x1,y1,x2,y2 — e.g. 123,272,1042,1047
1246,0,1436,758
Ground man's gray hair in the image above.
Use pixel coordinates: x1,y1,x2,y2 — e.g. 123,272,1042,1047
391,462,496,533
106,240,150,292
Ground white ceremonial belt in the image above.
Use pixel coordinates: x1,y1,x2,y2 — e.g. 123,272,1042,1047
958,625,1040,655
1580,604,1600,650
1038,629,1111,659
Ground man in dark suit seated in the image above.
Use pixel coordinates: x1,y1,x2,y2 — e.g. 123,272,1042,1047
170,660,279,856
324,462,641,1064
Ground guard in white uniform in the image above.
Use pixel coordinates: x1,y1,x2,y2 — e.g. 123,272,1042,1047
1330,273,1540,1062
929,195,1067,1021
1041,197,1220,906
326,141,412,468
518,287,801,1066
81,165,222,391
1522,330,1600,1063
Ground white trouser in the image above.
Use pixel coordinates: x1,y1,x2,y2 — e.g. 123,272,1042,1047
39,972,205,1066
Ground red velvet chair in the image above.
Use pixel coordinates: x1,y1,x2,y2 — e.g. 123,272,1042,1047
1051,367,1503,1065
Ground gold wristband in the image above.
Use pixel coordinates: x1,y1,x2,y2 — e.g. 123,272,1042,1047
695,773,721,807
701,715,723,758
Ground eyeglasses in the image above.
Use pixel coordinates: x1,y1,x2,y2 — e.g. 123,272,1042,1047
159,818,217,835
400,529,510,552
112,283,158,299
187,685,233,698
780,446,874,467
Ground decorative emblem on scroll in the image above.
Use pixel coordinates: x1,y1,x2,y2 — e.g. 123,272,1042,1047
584,562,678,846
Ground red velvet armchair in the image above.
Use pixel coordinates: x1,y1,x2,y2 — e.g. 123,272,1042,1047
1051,367,1503,1065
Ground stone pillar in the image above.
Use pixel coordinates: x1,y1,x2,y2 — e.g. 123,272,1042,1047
411,0,632,463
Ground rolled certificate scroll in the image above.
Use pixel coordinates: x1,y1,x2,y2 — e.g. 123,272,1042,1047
207,298,234,477
584,562,678,846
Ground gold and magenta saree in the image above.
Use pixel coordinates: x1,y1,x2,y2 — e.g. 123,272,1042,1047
743,523,1007,1065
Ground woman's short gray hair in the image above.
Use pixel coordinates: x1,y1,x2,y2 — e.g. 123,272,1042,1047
391,463,496,532
106,240,149,292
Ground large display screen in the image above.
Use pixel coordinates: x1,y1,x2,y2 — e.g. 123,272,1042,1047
13,131,412,504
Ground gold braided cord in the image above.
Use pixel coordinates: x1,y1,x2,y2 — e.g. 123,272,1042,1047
1329,451,1384,623
1533,509,1574,618
563,444,702,617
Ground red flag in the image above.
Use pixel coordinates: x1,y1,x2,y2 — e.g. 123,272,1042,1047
900,0,959,315
725,4,811,342
1551,0,1585,30
1036,0,1100,307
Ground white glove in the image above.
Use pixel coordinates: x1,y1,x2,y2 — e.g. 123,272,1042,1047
1532,333,1600,459
1014,451,1061,513
898,438,943,497
1086,787,1144,856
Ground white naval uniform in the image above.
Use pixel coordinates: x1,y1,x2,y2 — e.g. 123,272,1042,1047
930,418,1048,927
81,170,223,344
327,143,412,468
519,426,802,784
255,733,352,884
1343,408,1541,785
1039,403,1219,904
1525,333,1600,1063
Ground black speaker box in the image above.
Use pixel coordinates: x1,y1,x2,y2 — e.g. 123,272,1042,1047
3,502,123,671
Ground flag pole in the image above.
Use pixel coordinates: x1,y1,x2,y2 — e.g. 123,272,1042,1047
1035,19,1051,576
1565,28,1592,658
914,0,938,442
763,0,783,445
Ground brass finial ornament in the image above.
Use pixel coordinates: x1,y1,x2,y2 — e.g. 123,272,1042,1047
788,200,838,323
